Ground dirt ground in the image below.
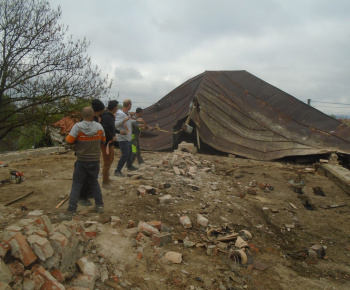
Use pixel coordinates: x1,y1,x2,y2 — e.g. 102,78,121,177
0,148,350,290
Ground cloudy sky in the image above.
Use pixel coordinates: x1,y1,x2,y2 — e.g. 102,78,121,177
48,0,350,116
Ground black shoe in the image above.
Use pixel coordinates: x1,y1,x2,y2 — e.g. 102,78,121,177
138,160,145,164
127,165,138,171
114,171,125,177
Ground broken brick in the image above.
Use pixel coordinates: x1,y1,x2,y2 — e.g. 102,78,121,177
33,266,65,290
0,241,11,259
9,232,37,266
147,220,161,230
151,233,173,246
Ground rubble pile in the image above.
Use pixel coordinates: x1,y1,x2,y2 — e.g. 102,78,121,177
0,210,95,289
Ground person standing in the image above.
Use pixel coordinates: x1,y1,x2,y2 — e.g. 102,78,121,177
60,107,105,220
131,107,148,165
79,99,105,206
100,100,119,187
114,99,140,177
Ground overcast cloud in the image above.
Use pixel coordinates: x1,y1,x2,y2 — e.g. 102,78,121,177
48,0,350,115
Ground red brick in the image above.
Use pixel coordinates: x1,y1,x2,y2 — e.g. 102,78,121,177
9,233,37,266
151,233,173,246
147,220,161,230
127,220,135,228
7,260,24,276
49,232,69,256
33,216,52,233
138,221,159,236
34,266,65,290
50,268,66,283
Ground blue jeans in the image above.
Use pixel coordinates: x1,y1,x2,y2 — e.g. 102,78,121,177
68,160,103,212
116,141,132,172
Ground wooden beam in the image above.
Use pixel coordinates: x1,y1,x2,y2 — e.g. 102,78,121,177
5,191,35,206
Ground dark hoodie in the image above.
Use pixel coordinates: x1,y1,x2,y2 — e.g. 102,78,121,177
100,110,117,145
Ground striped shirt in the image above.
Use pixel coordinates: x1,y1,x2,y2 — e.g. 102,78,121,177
66,121,106,162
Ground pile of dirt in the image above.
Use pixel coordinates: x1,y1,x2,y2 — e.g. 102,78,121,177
0,147,350,289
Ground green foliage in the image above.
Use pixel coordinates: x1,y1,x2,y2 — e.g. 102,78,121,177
0,0,112,146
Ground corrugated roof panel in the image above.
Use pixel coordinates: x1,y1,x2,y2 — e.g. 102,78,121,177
140,71,350,160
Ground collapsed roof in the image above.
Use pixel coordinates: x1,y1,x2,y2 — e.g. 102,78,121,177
140,70,350,161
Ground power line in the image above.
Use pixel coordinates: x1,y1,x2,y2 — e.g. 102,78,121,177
311,100,350,106
314,105,350,108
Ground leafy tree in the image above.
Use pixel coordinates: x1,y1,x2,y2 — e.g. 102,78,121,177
0,0,112,143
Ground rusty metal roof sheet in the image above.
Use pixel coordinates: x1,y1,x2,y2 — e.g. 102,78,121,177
140,71,350,160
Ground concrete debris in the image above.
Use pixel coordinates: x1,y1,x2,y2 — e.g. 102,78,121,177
179,216,192,229
164,251,182,264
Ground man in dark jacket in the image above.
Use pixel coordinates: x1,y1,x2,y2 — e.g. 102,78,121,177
100,100,119,187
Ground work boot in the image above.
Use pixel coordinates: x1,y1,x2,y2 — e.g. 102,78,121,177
114,171,125,177
58,210,76,221
78,199,92,206
127,165,138,171
95,205,104,213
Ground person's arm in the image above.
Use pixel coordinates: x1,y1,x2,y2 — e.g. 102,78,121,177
65,124,78,144
115,112,129,127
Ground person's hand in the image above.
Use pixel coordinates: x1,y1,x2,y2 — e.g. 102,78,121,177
120,130,127,135
112,136,116,141
137,118,144,123
124,116,129,122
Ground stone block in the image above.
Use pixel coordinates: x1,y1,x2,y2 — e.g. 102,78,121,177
9,233,37,266
164,251,182,264
27,234,54,262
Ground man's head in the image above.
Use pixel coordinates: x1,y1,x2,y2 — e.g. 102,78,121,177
82,107,94,121
91,99,105,117
123,99,132,112
108,100,119,113
135,107,143,117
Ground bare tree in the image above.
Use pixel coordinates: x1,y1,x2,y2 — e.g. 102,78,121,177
0,0,112,141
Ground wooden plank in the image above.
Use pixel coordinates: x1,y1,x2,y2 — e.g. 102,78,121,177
319,204,347,209
55,196,69,209
5,191,35,206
